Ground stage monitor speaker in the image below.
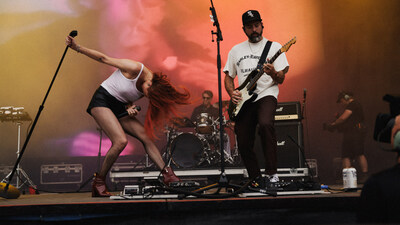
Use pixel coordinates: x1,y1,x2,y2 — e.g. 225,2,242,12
254,121,305,168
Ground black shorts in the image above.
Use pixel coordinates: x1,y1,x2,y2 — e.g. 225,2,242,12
87,86,127,118
341,130,366,158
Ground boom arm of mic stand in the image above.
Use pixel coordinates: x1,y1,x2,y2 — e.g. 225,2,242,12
210,0,223,41
3,42,73,196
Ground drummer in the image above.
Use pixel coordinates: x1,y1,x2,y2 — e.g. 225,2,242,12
190,90,219,122
190,90,234,163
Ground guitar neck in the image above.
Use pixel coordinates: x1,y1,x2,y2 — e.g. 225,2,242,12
268,49,282,64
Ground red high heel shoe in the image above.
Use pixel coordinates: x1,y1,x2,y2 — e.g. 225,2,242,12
161,167,181,186
92,173,112,197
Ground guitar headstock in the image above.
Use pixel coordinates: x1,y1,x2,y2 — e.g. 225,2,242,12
281,36,296,53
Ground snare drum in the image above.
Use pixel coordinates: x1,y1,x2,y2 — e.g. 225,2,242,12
196,113,213,134
169,133,210,168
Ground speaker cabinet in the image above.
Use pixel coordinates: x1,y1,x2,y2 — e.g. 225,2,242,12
254,121,305,168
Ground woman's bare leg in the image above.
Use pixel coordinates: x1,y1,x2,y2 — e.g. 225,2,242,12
90,107,128,177
119,116,166,170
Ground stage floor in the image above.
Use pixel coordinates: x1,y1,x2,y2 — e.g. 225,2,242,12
0,184,363,225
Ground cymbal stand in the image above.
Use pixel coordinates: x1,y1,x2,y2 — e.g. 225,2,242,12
1,121,37,192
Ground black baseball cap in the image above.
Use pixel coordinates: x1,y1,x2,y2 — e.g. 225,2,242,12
242,10,262,25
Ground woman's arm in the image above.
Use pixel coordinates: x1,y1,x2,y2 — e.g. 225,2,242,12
65,36,142,76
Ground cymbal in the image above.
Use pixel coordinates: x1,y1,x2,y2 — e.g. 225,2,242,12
214,100,230,108
169,117,195,127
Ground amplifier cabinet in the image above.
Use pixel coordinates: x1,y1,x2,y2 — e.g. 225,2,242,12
254,121,305,169
274,101,301,121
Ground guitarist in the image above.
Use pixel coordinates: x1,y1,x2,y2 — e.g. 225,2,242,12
223,10,289,189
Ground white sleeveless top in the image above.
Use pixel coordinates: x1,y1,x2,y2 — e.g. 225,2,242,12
100,63,144,103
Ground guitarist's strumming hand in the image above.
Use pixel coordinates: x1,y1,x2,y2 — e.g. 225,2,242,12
231,90,242,105
225,73,242,105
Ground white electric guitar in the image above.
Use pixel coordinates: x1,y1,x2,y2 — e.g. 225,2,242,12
228,37,296,121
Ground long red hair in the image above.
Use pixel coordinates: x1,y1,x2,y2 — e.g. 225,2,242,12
145,72,190,139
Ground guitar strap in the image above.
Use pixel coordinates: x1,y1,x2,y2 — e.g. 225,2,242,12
257,40,272,69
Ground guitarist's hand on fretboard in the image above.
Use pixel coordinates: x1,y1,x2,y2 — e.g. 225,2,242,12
231,90,242,105
263,62,278,78
264,62,286,84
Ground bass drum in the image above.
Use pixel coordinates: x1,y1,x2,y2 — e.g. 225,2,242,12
169,133,209,168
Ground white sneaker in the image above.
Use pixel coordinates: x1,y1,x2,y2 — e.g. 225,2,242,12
267,173,279,183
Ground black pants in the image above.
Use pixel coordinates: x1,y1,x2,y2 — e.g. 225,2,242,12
234,96,277,178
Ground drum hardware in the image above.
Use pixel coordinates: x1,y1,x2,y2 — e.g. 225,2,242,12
165,112,239,169
166,129,235,168
1,107,36,193
168,132,211,168
196,113,214,134
203,131,234,165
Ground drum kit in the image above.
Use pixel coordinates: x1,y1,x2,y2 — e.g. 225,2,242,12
165,113,240,169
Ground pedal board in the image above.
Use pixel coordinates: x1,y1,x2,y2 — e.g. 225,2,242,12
169,181,200,188
122,181,200,196
276,180,321,192
248,180,321,193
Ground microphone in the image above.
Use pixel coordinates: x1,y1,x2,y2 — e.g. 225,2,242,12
302,88,307,119
69,30,78,37
118,105,141,118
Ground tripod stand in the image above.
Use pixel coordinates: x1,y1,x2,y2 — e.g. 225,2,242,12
1,121,37,193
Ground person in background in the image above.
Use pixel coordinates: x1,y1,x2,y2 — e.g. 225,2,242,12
324,91,368,182
358,115,400,223
190,90,219,122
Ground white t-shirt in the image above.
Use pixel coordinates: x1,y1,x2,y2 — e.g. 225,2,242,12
101,63,144,103
223,38,289,101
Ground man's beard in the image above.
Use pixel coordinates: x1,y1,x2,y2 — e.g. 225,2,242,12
247,31,263,43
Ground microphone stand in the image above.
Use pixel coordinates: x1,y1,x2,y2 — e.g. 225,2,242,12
209,0,229,189
177,0,233,198
301,89,307,119
287,135,318,182
1,30,78,199
185,2,257,197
